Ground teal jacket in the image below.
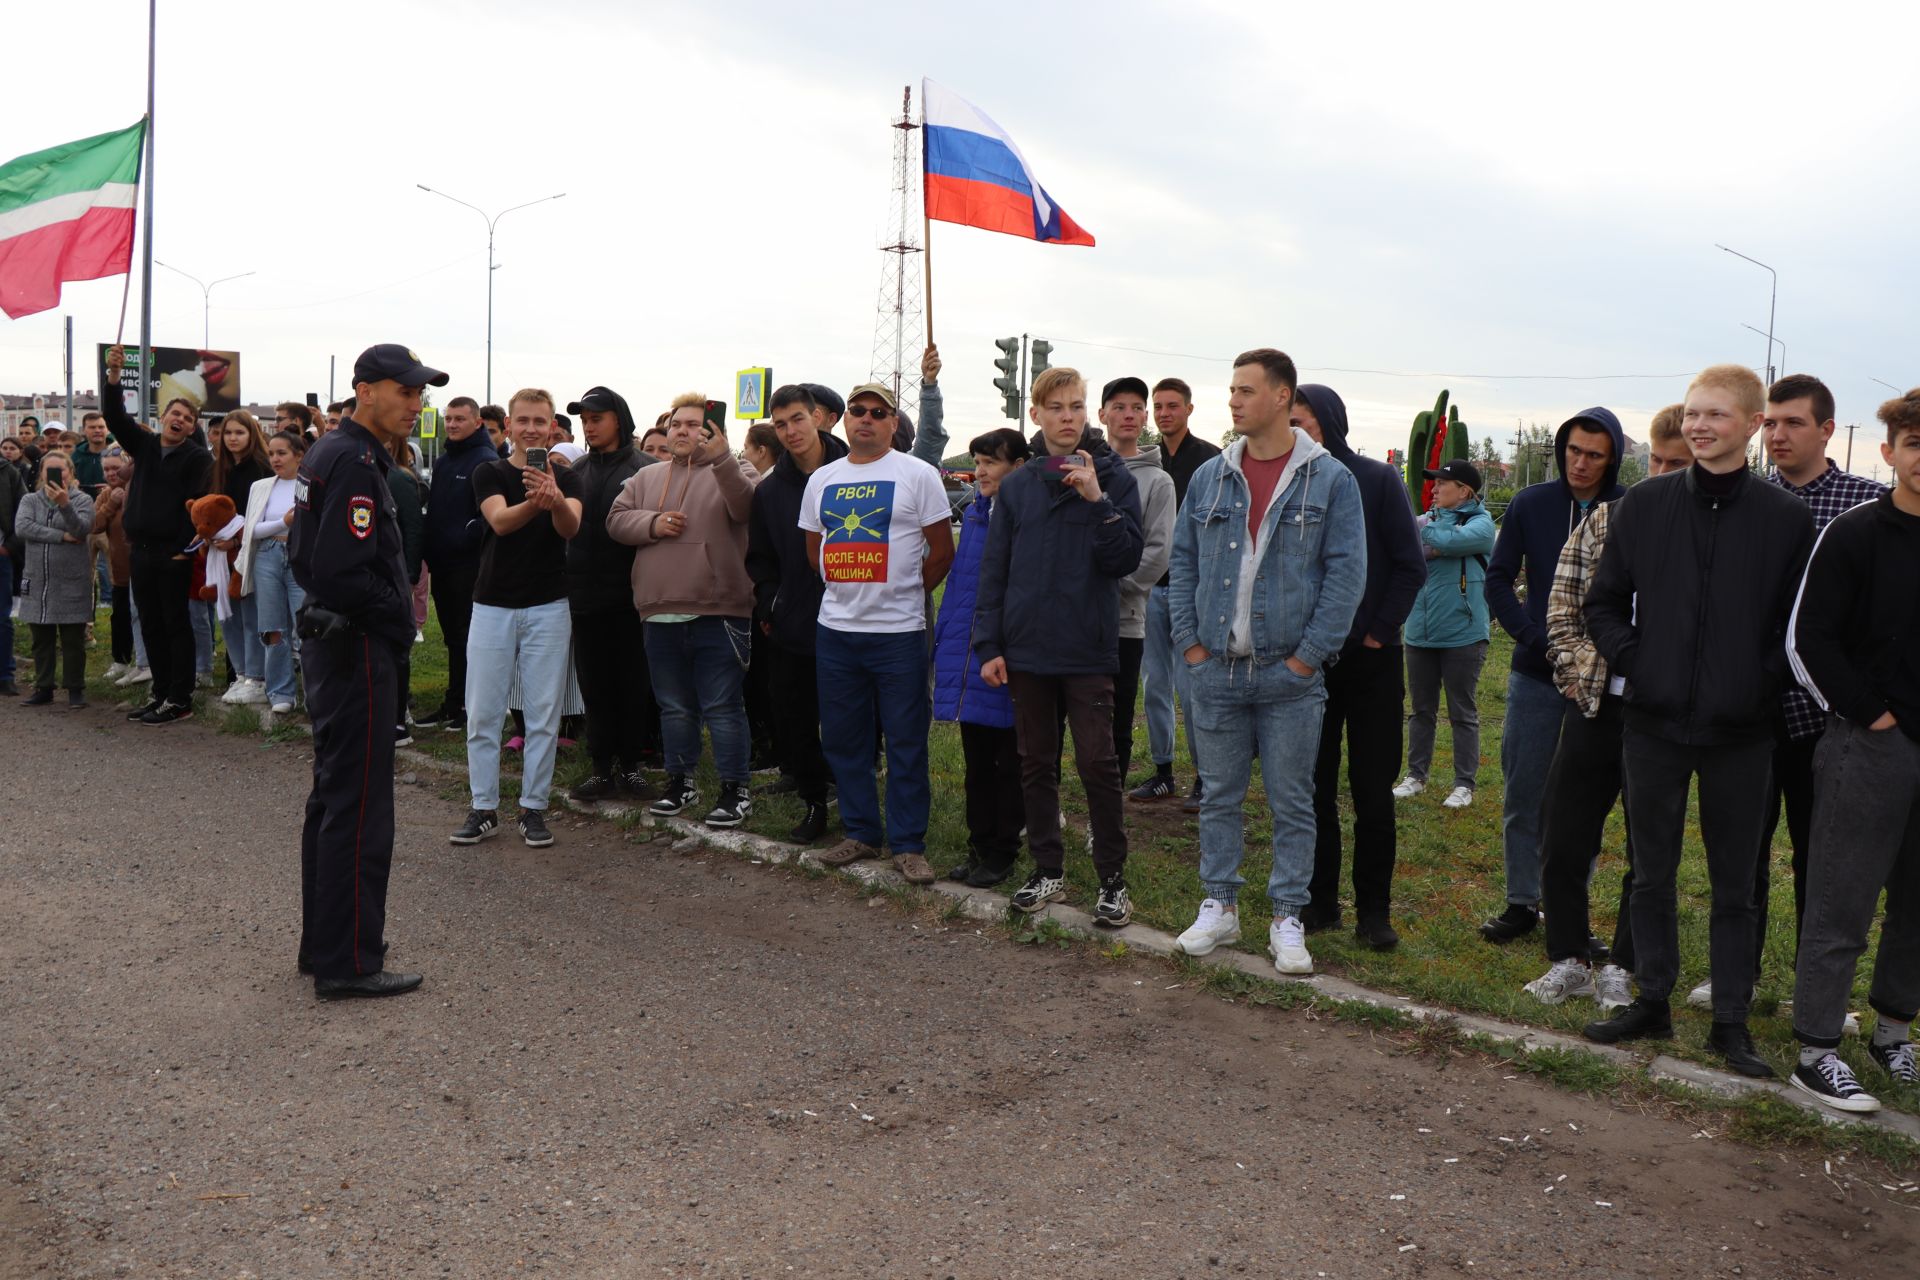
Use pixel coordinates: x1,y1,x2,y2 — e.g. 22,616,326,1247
1405,498,1495,650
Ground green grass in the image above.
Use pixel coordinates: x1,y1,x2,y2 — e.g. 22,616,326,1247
22,602,1918,1124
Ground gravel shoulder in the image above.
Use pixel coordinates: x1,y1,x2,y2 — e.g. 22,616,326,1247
2,702,1915,1277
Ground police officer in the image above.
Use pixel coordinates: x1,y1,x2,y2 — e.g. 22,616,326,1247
289,344,446,999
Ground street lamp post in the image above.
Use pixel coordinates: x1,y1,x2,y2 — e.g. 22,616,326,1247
416,186,566,404
153,260,255,348
1740,323,1784,379
1715,243,1777,383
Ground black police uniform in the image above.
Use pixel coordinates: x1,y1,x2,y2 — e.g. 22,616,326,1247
289,413,416,981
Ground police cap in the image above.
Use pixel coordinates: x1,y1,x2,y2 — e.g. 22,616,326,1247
352,344,450,389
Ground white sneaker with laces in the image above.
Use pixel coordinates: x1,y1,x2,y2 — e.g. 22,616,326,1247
1686,979,1713,1009
270,700,295,714
103,662,128,681
115,665,151,686
235,678,268,705
1442,785,1474,809
1523,958,1596,1005
1174,899,1241,957
220,681,250,705
1391,776,1425,800
1593,964,1633,1011
1270,916,1313,975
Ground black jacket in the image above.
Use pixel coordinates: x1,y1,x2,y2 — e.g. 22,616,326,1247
288,418,413,651
1584,465,1814,746
386,464,426,584
747,429,849,655
100,391,213,550
973,432,1144,676
1788,494,1920,743
1295,384,1425,650
1154,428,1222,587
422,429,499,570
566,444,654,611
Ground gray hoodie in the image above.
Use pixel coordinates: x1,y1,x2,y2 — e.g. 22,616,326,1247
1118,445,1175,639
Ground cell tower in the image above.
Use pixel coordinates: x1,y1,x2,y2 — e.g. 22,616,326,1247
869,85,924,409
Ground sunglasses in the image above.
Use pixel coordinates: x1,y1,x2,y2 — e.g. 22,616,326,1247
846,404,894,421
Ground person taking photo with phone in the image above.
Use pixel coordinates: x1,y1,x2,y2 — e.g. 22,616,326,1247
14,450,96,707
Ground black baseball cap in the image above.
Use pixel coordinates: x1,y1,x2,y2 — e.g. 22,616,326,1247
802,383,845,418
567,387,621,415
352,344,448,388
1101,376,1150,406
1422,458,1482,491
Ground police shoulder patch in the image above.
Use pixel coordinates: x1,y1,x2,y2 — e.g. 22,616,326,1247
348,495,374,539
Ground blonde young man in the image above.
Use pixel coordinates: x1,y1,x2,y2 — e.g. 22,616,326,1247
1583,367,1814,1077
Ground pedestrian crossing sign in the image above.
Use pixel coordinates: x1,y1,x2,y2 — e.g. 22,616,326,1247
417,405,441,439
735,367,770,420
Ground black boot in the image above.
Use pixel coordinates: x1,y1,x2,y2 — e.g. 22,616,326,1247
789,802,829,843
1706,1021,1776,1079
1479,902,1539,943
1583,997,1673,1045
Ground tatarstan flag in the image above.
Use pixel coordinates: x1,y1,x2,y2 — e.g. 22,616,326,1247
0,121,145,320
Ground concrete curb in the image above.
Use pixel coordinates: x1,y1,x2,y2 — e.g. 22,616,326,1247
376,744,1920,1148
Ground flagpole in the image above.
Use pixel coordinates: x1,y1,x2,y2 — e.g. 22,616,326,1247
139,0,156,421
922,211,933,346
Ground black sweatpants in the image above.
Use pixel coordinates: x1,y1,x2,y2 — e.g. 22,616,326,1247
770,642,831,804
130,544,195,707
109,583,134,664
300,630,399,980
1752,729,1818,971
746,623,777,767
1622,728,1771,1021
1111,636,1144,778
1309,642,1406,920
961,720,1025,869
1539,696,1636,968
429,559,479,714
1011,671,1126,880
573,601,655,777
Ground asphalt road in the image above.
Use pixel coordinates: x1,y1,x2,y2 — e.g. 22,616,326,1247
2,701,1914,1277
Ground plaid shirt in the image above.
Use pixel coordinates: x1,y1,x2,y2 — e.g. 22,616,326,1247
1545,500,1613,717
1769,462,1889,739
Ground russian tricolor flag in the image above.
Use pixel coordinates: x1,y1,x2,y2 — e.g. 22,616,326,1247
922,79,1094,248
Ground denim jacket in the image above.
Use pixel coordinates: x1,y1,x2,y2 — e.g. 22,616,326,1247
1167,429,1367,671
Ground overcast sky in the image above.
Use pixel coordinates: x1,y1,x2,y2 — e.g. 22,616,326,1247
3,0,1916,472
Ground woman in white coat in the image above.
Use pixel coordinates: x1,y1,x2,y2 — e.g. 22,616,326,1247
237,430,308,713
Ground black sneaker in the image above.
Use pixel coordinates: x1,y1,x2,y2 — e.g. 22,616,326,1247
1587,934,1611,965
649,775,698,817
1479,902,1539,943
571,774,618,802
1791,1052,1880,1113
704,782,752,828
412,703,450,728
1182,779,1205,814
141,700,193,725
21,687,53,706
1355,914,1400,951
0,680,16,696
127,697,163,721
518,809,555,848
1011,869,1066,914
965,860,1016,889
395,725,414,748
789,801,829,843
760,774,801,796
1127,771,1177,801
1299,904,1343,934
1867,1038,1918,1086
1583,997,1673,1045
450,809,501,845
1093,875,1132,928
619,770,654,800
441,712,466,733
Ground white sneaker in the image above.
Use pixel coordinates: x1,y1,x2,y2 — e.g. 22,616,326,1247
220,681,250,705
1442,786,1474,809
1524,958,1596,1005
1593,964,1634,1011
414,629,425,645
103,662,128,681
270,700,296,714
1686,979,1713,1009
1391,776,1425,800
1270,916,1313,975
1175,899,1242,957
236,679,268,705
115,665,151,686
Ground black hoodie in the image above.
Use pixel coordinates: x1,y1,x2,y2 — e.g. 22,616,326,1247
1295,385,1426,651
747,429,849,655
564,390,655,611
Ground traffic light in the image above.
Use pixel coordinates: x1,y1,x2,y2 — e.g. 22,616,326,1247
993,336,1021,420
1029,338,1053,378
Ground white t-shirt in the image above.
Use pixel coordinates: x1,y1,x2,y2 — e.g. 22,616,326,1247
799,450,949,634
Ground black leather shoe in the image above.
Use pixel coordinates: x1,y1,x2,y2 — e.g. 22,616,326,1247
1479,903,1539,943
1355,914,1400,951
761,774,801,796
789,801,829,843
965,860,1016,889
21,687,53,706
127,698,162,721
1706,1022,1776,1079
297,954,313,975
1583,997,1673,1044
315,970,423,1000
1300,904,1343,934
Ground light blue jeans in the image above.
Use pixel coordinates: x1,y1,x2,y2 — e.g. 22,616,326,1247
190,597,214,676
1500,668,1571,906
253,542,305,705
1189,654,1327,914
1143,584,1199,769
221,592,263,680
466,600,572,812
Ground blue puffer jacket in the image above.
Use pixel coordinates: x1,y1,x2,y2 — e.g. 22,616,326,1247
932,491,1014,728
1404,498,1496,649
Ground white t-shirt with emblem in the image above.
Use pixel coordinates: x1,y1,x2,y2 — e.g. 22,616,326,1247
799,450,949,634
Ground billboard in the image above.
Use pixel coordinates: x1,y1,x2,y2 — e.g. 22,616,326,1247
96,344,242,419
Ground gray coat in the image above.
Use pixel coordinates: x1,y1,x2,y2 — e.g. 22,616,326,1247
16,489,97,624
1119,446,1176,640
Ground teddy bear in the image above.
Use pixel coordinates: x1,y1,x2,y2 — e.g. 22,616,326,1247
185,493,245,615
